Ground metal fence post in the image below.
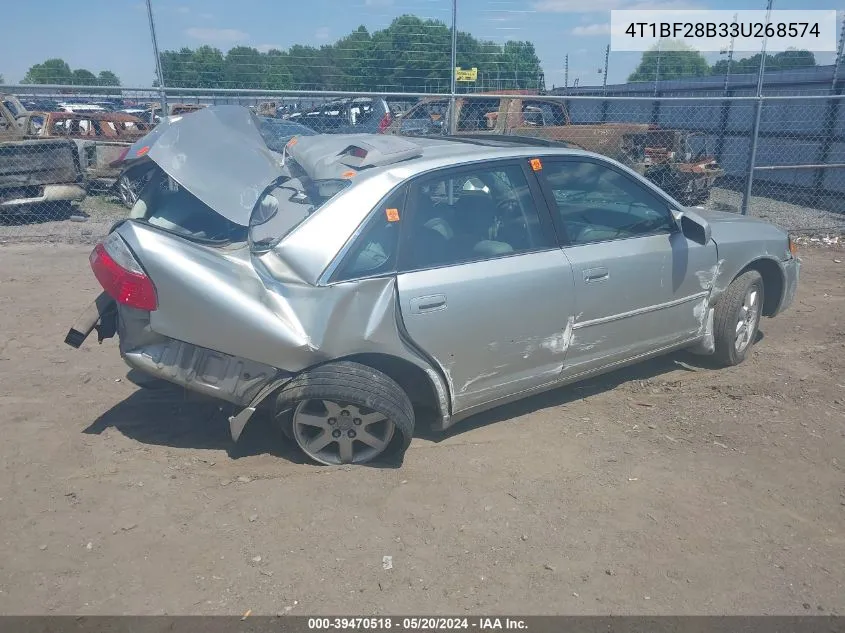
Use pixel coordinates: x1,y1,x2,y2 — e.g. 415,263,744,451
448,0,458,135
740,0,773,216
145,0,168,118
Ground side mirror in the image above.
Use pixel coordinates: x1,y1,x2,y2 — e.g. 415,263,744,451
677,208,712,246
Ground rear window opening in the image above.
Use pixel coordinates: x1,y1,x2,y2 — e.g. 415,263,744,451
132,167,248,245
248,155,351,252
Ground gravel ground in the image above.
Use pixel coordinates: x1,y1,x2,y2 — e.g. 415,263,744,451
0,186,843,245
0,242,843,615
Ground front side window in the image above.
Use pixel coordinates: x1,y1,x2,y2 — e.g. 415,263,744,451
400,163,553,271
540,160,676,246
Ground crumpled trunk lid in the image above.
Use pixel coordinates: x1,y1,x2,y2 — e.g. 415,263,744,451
120,106,285,226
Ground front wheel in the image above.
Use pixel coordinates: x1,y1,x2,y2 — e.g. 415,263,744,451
275,361,415,466
713,270,764,366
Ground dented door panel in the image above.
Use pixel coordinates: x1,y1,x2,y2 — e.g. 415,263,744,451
396,250,576,414
561,232,716,376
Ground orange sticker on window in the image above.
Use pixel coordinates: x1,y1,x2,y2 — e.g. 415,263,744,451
286,137,298,147
385,208,400,222
135,145,150,157
530,158,542,171
341,170,357,179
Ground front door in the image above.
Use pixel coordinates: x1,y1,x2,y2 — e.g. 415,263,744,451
395,160,576,414
535,157,717,376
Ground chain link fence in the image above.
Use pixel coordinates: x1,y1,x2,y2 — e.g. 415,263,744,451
1,85,844,244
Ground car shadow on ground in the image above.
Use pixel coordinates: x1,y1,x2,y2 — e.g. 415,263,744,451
83,335,763,466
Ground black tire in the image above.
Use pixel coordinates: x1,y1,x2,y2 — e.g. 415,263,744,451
713,269,764,367
275,361,415,466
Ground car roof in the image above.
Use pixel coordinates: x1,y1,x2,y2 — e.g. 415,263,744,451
286,132,589,182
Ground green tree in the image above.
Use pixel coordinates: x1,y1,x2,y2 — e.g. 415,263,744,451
710,49,816,75
22,58,73,84
72,69,98,85
98,70,121,86
0,74,4,84
628,41,709,83
156,14,545,92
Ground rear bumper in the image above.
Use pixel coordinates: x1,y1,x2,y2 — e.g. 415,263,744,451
0,184,86,208
117,306,285,407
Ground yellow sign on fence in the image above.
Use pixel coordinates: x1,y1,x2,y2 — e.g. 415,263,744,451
455,67,478,82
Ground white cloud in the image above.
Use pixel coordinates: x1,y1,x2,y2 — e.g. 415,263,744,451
256,44,284,53
185,27,249,43
534,0,700,11
571,22,611,35
365,0,394,6
315,27,331,42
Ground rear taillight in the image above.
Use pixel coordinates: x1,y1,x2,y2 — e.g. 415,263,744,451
90,233,157,311
377,111,392,133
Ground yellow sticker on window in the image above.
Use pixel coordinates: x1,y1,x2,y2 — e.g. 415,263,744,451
530,158,542,171
386,208,400,222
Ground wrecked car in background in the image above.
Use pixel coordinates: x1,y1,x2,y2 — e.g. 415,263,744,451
65,105,800,467
621,129,724,205
385,95,723,202
21,111,152,194
0,98,86,215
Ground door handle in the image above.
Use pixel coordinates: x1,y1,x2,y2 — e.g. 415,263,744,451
409,294,447,314
583,267,609,283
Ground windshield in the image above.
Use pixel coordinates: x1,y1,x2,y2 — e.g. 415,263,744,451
248,156,350,251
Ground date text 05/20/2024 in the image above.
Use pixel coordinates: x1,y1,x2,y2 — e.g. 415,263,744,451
307,618,527,630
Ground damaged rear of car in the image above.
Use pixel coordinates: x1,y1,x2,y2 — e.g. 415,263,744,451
65,106,438,465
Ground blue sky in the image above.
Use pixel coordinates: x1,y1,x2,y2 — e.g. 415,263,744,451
0,0,839,88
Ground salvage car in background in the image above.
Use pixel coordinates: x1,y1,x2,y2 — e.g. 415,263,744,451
21,111,152,193
621,129,725,205
385,95,723,203
0,97,86,215
287,97,397,134
65,106,800,467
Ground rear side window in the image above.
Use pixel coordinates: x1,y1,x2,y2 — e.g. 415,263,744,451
331,187,407,282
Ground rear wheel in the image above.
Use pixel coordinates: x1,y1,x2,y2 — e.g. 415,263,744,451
713,270,764,367
275,361,414,465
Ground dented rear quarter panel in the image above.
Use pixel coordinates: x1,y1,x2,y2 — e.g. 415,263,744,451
113,219,452,418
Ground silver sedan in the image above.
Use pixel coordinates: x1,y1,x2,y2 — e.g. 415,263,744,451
66,106,800,466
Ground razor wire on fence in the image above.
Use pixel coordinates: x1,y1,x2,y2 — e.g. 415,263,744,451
2,85,845,244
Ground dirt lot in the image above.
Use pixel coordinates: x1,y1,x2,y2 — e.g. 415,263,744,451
0,243,843,616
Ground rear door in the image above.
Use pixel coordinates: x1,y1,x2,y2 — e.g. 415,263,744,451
534,156,717,376
394,159,576,414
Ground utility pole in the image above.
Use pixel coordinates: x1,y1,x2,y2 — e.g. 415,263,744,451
832,16,845,91
723,12,737,95
564,54,569,91
602,44,610,94
653,39,661,96
449,0,457,134
741,0,774,215
145,0,167,118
